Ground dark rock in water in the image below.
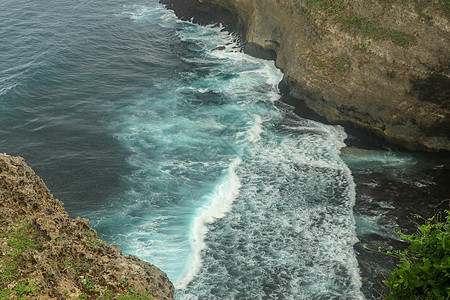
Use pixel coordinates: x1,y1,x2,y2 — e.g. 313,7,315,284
160,0,244,36
212,45,226,51
352,160,450,298
0,153,175,299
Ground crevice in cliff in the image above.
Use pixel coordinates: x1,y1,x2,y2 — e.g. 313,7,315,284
411,71,450,109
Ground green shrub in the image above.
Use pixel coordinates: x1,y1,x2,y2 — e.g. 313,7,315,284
383,210,450,299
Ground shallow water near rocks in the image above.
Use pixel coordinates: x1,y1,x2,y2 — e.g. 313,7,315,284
1,0,448,299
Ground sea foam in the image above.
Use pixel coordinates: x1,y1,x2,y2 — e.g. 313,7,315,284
176,158,242,289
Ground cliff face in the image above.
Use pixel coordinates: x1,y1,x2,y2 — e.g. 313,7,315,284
163,0,450,151
0,153,174,299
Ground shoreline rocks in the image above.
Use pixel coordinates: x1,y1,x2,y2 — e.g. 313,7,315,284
161,0,450,152
0,153,174,299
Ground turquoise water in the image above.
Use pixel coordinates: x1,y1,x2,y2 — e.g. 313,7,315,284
0,0,366,298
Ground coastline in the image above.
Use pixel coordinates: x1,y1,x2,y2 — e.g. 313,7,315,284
1,0,447,297
161,0,450,152
346,150,450,297
0,153,175,299
159,1,450,297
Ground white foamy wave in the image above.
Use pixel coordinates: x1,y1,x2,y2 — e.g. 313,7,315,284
339,149,363,295
247,115,264,143
176,158,242,289
113,4,363,297
121,3,179,26
175,103,364,299
341,147,416,169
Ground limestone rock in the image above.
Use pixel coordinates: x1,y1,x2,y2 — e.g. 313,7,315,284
0,153,174,299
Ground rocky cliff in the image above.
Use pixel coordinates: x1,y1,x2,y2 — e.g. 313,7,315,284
0,153,174,299
162,0,449,151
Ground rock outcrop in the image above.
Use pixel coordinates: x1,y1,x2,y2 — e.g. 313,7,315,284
162,0,450,151
0,153,174,299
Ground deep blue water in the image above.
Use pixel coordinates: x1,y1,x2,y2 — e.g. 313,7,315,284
2,0,447,299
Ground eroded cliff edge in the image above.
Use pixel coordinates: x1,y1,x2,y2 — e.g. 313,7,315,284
0,153,174,299
162,0,450,151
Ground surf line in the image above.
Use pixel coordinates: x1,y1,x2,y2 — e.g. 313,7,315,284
176,158,242,289
175,113,268,288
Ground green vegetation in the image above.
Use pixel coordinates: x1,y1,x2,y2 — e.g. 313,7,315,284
306,0,344,24
78,276,98,293
0,218,41,299
14,278,38,295
382,0,450,21
313,56,326,68
307,0,345,15
334,57,350,75
383,211,450,299
117,293,152,300
306,0,417,47
98,285,153,300
353,42,370,52
336,15,415,46
0,217,155,299
59,261,154,299
89,238,103,247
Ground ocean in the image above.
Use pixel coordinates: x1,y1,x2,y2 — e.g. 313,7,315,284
1,0,448,299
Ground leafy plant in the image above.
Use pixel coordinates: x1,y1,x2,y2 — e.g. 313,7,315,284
118,293,152,300
0,288,12,298
383,210,450,299
0,220,40,285
119,278,128,288
89,238,102,247
79,275,98,292
314,57,326,68
14,278,38,295
101,288,113,300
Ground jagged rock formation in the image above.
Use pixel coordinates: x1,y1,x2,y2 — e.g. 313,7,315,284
162,0,450,151
0,153,174,299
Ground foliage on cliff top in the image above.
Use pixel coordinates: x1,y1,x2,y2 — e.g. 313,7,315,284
336,15,415,47
383,210,450,299
383,0,450,20
307,0,449,20
305,0,450,47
